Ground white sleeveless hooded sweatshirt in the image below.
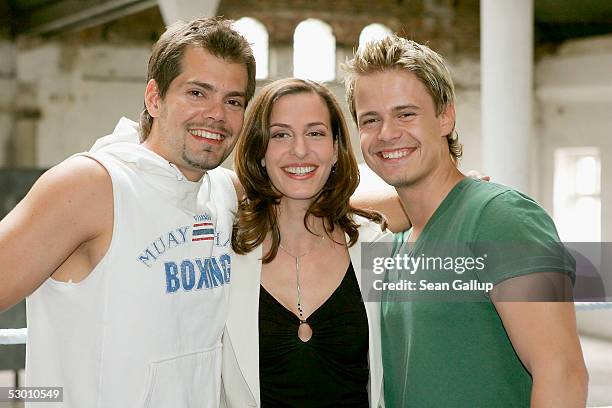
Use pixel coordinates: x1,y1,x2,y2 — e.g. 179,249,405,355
26,118,236,408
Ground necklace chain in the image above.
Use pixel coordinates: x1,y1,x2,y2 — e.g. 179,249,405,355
278,234,325,259
278,235,325,324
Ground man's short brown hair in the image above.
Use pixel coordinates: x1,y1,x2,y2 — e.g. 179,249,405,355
139,17,256,141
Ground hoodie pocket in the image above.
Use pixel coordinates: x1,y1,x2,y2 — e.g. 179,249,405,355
141,345,222,408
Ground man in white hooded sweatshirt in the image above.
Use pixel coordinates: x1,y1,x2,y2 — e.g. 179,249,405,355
0,17,256,408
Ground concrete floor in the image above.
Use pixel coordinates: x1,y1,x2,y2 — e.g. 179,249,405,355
1,335,611,407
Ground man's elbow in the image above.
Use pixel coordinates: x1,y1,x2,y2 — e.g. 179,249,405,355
535,356,589,402
569,359,589,396
560,358,589,406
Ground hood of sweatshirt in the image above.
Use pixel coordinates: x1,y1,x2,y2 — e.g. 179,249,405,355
89,117,211,214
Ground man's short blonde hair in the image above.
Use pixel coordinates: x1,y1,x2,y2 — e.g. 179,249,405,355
344,35,462,162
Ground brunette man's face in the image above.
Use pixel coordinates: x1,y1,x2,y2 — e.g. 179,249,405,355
145,46,248,180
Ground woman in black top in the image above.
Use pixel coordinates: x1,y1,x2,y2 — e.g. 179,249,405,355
259,263,369,406
227,78,389,407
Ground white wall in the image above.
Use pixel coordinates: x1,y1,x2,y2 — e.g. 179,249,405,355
536,35,612,239
16,42,150,167
534,35,612,339
450,57,482,175
0,40,16,167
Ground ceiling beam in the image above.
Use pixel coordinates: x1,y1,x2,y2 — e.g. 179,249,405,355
16,0,157,37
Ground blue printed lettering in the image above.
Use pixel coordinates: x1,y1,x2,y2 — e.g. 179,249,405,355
180,260,196,290
152,238,166,256
207,258,225,287
176,226,189,244
137,226,191,267
214,232,231,247
164,254,231,293
194,214,211,222
138,248,158,268
165,262,180,293
167,232,180,249
220,253,231,283
195,259,211,289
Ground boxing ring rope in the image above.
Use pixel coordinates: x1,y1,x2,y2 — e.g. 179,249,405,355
1,303,611,345
1,306,611,408
0,328,27,345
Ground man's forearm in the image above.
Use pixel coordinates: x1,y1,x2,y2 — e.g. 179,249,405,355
530,361,588,408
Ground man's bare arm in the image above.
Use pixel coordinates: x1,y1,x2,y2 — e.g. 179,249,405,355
492,280,588,408
351,189,410,232
0,156,112,312
350,169,490,232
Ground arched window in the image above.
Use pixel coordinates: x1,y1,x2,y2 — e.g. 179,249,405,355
233,17,269,79
359,23,392,48
293,19,335,82
554,147,601,241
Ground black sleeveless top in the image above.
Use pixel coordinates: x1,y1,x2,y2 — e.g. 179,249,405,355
259,263,369,407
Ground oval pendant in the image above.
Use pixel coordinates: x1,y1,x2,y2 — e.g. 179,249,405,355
297,321,313,342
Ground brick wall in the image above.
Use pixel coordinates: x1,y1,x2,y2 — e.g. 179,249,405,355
218,0,480,57
43,0,480,57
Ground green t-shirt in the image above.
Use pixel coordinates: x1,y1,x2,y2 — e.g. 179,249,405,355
381,177,574,407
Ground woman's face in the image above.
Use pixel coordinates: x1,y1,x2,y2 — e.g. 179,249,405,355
264,92,338,205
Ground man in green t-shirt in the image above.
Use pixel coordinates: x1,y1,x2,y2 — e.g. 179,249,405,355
343,36,588,407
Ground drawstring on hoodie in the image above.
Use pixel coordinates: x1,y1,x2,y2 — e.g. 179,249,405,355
89,117,210,214
168,162,185,181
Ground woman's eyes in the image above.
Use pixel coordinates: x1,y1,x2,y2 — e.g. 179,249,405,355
270,130,326,138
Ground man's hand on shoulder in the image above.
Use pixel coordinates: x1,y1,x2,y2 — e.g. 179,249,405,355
0,155,113,312
466,169,491,181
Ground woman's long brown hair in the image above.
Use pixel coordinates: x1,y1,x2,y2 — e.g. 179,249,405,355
232,78,385,263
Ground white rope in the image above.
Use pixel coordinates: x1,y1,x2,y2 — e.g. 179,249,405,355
575,302,612,311
0,302,610,345
0,328,27,345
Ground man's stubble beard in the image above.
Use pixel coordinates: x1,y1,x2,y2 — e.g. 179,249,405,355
179,120,236,172
181,143,225,172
